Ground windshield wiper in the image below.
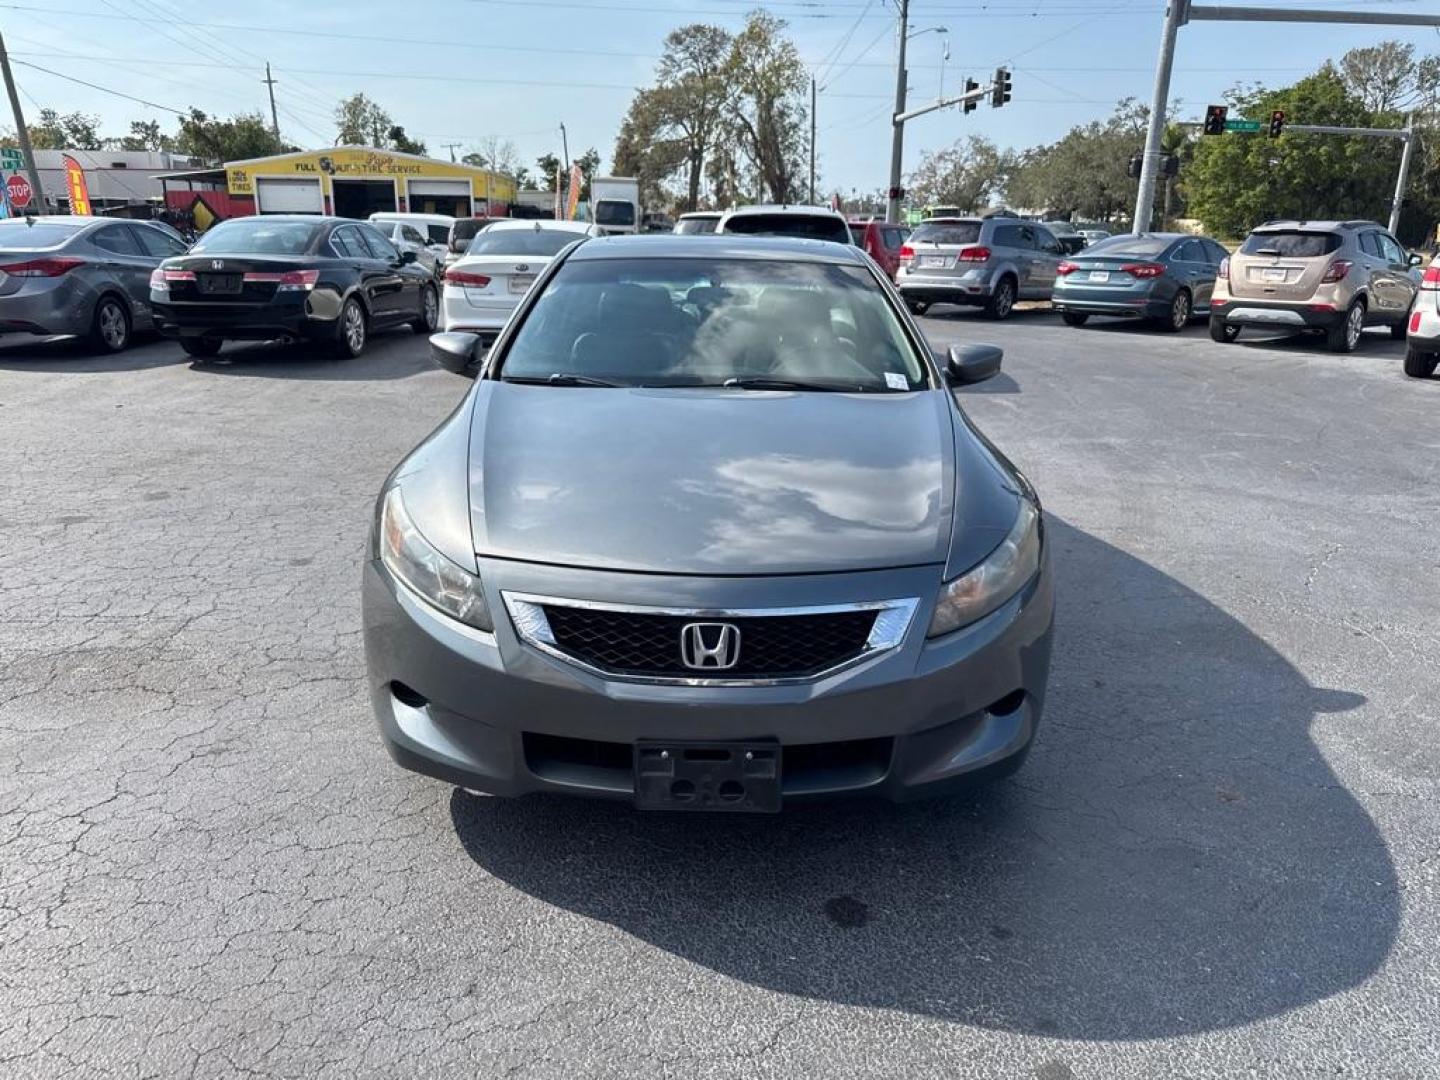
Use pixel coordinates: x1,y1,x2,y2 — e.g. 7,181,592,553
719,376,884,393
503,373,622,387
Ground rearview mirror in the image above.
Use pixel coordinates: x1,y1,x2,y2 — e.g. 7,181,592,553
430,331,485,378
946,342,1003,384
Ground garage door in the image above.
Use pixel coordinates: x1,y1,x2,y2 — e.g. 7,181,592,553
255,177,323,215
408,179,471,200
408,179,472,216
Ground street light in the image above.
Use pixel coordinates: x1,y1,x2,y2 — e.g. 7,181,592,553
907,24,947,39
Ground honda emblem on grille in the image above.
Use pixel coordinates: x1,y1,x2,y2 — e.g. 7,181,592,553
210,260,224,270
680,622,741,670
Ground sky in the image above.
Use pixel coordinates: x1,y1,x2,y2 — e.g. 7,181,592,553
3,0,1438,197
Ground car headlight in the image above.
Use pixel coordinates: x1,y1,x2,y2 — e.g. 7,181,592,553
927,499,1041,638
378,487,493,631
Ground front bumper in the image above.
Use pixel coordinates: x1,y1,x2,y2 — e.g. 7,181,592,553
152,289,341,343
362,554,1055,806
1210,298,1342,330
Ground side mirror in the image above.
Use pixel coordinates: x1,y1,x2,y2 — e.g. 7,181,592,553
398,249,416,265
430,331,485,378
946,342,1003,384
1409,253,1424,268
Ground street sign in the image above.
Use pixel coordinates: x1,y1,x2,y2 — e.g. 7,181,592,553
1,147,22,168
5,173,32,208
1224,119,1262,132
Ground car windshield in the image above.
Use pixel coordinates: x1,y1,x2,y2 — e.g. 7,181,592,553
723,214,851,244
466,228,585,257
499,256,926,391
420,224,449,244
1086,236,1172,257
595,201,636,227
1241,231,1342,257
848,225,866,245
911,221,982,246
451,220,485,245
0,221,85,249
191,220,316,255
675,217,717,235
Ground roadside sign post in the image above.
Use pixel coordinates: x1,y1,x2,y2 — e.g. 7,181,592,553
5,172,32,208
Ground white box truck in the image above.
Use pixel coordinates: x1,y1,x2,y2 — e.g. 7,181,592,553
590,177,641,236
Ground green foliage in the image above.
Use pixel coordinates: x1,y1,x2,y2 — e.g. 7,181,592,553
908,136,1011,212
1004,99,1149,222
173,109,282,164
535,153,562,191
27,109,103,151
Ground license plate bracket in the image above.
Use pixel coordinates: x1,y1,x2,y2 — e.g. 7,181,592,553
198,273,242,295
508,274,536,294
921,255,947,269
1089,270,1110,282
1263,267,1287,282
634,741,781,813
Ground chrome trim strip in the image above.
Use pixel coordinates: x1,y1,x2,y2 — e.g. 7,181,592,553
500,591,920,687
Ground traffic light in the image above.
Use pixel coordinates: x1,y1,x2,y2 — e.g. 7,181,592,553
963,78,979,115
991,67,1012,108
1268,109,1286,138
1127,153,1143,179
1162,153,1180,177
1203,104,1228,136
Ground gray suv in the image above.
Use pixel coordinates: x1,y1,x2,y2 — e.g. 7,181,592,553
897,217,1064,319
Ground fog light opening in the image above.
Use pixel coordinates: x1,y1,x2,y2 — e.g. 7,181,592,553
987,689,1026,716
391,681,428,708
717,780,745,802
670,779,696,802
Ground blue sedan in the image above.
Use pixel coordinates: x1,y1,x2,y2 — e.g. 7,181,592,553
1051,232,1230,332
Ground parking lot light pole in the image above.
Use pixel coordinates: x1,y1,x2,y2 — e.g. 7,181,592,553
1389,114,1415,235
884,0,910,225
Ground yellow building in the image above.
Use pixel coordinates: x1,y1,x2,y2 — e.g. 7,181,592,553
218,146,516,219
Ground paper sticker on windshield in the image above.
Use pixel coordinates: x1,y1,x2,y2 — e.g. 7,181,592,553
885,373,909,391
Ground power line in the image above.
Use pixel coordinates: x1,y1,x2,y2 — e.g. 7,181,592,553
11,60,186,114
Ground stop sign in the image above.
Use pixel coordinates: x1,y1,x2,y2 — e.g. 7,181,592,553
6,173,33,208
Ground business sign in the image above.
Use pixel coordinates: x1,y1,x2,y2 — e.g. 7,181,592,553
5,173,31,208
225,148,516,201
1,147,22,169
62,154,92,215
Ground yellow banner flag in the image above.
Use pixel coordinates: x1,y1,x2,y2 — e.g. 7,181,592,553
62,155,92,216
564,163,583,221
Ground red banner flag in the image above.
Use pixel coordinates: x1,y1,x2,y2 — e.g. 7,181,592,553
62,155,92,216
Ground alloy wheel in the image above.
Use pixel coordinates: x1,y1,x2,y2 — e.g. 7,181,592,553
99,301,127,350
993,282,1014,318
1172,291,1190,330
1345,304,1364,350
423,288,437,330
344,302,366,353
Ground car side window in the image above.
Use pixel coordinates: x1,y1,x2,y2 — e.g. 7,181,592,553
401,225,425,246
130,225,186,258
1204,240,1229,264
1359,232,1383,258
994,224,1025,249
1378,234,1406,267
91,225,143,256
1037,231,1062,256
1175,240,1203,263
883,227,904,252
358,225,399,261
329,227,360,258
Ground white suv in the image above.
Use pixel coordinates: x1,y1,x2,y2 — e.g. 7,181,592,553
715,205,853,246
1406,254,1439,378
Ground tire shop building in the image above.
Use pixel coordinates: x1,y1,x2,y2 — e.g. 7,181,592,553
158,146,516,230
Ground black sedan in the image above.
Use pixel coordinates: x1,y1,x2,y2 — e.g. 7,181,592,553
150,215,439,359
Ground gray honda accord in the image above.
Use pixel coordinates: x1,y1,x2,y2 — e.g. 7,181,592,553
362,235,1053,811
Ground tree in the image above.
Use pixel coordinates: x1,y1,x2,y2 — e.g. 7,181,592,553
463,136,520,176
334,93,392,146
387,125,426,156
514,165,535,191
1004,99,1149,221
27,109,103,150
726,12,809,203
173,109,282,163
575,147,601,200
116,120,172,153
1338,42,1439,113
652,24,735,210
613,87,687,211
908,136,1011,212
535,153,562,191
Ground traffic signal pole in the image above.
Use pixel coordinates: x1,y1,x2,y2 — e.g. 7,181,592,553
1388,114,1415,234
1133,1,1440,235
0,29,45,209
884,0,910,225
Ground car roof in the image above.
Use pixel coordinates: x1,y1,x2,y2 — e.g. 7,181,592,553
567,233,869,265
370,211,456,223
918,216,981,224
677,211,721,220
718,204,847,222
0,214,95,229
483,219,597,234
1252,219,1379,232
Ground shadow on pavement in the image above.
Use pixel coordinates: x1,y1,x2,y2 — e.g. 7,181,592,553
185,331,432,381
448,517,1396,1040
954,372,1022,395
923,304,1056,322
0,334,186,373
1230,329,1406,360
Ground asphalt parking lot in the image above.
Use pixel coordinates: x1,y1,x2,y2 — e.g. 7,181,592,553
2,309,1437,1079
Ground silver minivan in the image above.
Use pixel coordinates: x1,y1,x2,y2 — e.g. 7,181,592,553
896,217,1064,319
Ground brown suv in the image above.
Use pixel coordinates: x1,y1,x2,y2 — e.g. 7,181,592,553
1209,220,1418,352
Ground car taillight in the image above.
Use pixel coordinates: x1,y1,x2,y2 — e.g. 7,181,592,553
238,269,319,291
149,268,196,290
898,244,914,260
0,257,84,277
957,246,991,263
1120,262,1165,279
1320,259,1352,284
1420,265,1440,290
445,269,491,287
1411,311,1424,333
1056,261,1080,276
1217,256,1229,280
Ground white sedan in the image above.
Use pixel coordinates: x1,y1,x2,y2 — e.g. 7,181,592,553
441,219,601,342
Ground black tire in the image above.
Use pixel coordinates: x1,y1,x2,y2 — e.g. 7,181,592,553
983,276,1016,320
1209,316,1240,343
1159,289,1190,333
1061,311,1089,327
180,336,222,358
1326,300,1365,353
1404,346,1438,379
332,297,367,358
87,295,131,354
905,298,930,316
412,284,439,334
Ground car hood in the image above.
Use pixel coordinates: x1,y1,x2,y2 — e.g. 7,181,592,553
467,383,956,575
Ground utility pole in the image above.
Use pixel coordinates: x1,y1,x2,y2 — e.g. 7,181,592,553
1389,113,1415,235
808,75,816,204
442,142,462,163
1134,1,1440,234
559,123,570,177
884,0,909,225
0,30,44,209
262,63,280,142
